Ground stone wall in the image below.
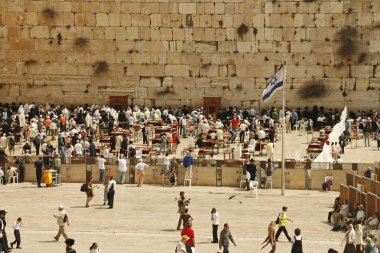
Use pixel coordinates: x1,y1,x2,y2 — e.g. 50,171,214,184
0,0,379,109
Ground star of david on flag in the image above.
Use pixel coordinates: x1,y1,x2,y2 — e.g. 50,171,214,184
262,65,286,102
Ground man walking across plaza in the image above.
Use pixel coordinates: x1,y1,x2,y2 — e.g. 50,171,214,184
275,206,293,242
107,176,116,209
177,191,190,230
135,159,148,187
34,157,44,187
211,208,219,243
219,223,237,253
53,205,69,241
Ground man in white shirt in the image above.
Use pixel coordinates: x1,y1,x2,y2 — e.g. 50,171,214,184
257,129,266,141
117,155,128,184
352,205,366,226
97,155,106,184
135,159,149,187
214,119,224,129
211,208,220,243
107,176,116,209
53,205,69,241
74,141,83,157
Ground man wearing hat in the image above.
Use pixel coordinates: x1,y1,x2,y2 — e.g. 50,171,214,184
135,159,148,187
65,238,76,253
176,235,189,253
0,210,11,252
53,205,69,241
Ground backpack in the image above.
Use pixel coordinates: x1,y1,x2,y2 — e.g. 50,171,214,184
80,183,88,192
63,214,68,223
275,213,281,224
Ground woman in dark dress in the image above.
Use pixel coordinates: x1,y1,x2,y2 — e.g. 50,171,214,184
291,228,303,253
86,176,94,208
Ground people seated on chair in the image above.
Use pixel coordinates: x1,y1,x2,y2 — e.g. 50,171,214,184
333,200,349,225
328,197,341,223
363,212,379,237
322,179,333,191
216,129,224,141
347,205,365,226
348,203,359,219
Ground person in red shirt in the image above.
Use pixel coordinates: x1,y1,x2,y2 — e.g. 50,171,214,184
181,221,195,253
231,116,238,133
172,131,180,153
60,115,66,132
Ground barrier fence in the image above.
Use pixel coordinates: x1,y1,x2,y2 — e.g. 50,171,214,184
341,171,380,219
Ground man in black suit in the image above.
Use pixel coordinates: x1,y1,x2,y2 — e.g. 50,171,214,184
245,159,257,191
34,157,44,187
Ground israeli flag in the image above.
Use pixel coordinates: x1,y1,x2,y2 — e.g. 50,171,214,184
262,65,285,102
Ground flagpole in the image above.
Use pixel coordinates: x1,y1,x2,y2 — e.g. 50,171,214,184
281,56,287,196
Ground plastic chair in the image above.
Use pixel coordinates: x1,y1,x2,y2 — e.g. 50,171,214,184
8,171,18,184
239,173,246,189
265,176,272,189
249,181,258,198
184,172,192,187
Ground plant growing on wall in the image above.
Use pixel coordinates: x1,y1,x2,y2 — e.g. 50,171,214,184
57,33,62,45
155,86,176,96
74,37,89,48
42,7,58,19
237,24,249,39
298,80,327,99
357,53,367,64
24,59,38,66
93,61,109,75
337,27,358,61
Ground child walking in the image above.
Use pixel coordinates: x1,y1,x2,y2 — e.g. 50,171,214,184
10,217,22,249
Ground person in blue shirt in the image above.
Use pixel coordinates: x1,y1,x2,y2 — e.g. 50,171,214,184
183,152,194,179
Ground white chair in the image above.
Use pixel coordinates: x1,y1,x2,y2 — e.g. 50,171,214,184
249,181,258,198
265,176,273,189
239,173,246,189
8,170,18,184
184,172,192,187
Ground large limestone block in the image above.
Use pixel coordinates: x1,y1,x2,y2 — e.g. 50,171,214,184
351,66,373,78
74,13,86,26
199,15,212,28
165,65,189,77
126,27,139,40
237,42,252,53
138,27,151,41
179,3,196,14
131,14,150,27
120,14,132,27
330,2,343,14
109,13,120,27
218,41,236,53
30,26,49,39
204,3,214,14
150,14,162,27
160,28,172,40
96,13,109,27
120,3,141,14
26,12,38,26
127,65,164,77
141,3,159,14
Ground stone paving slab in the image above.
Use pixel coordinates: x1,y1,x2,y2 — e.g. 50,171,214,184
1,183,343,253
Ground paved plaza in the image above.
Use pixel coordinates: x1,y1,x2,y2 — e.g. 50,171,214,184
2,183,343,253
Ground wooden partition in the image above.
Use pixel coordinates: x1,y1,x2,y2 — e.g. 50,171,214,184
346,172,354,187
367,193,377,218
340,184,349,203
354,174,363,187
374,181,380,196
360,192,367,207
349,186,358,207
362,177,373,193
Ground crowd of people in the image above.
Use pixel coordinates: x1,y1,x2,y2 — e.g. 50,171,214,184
0,102,379,253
